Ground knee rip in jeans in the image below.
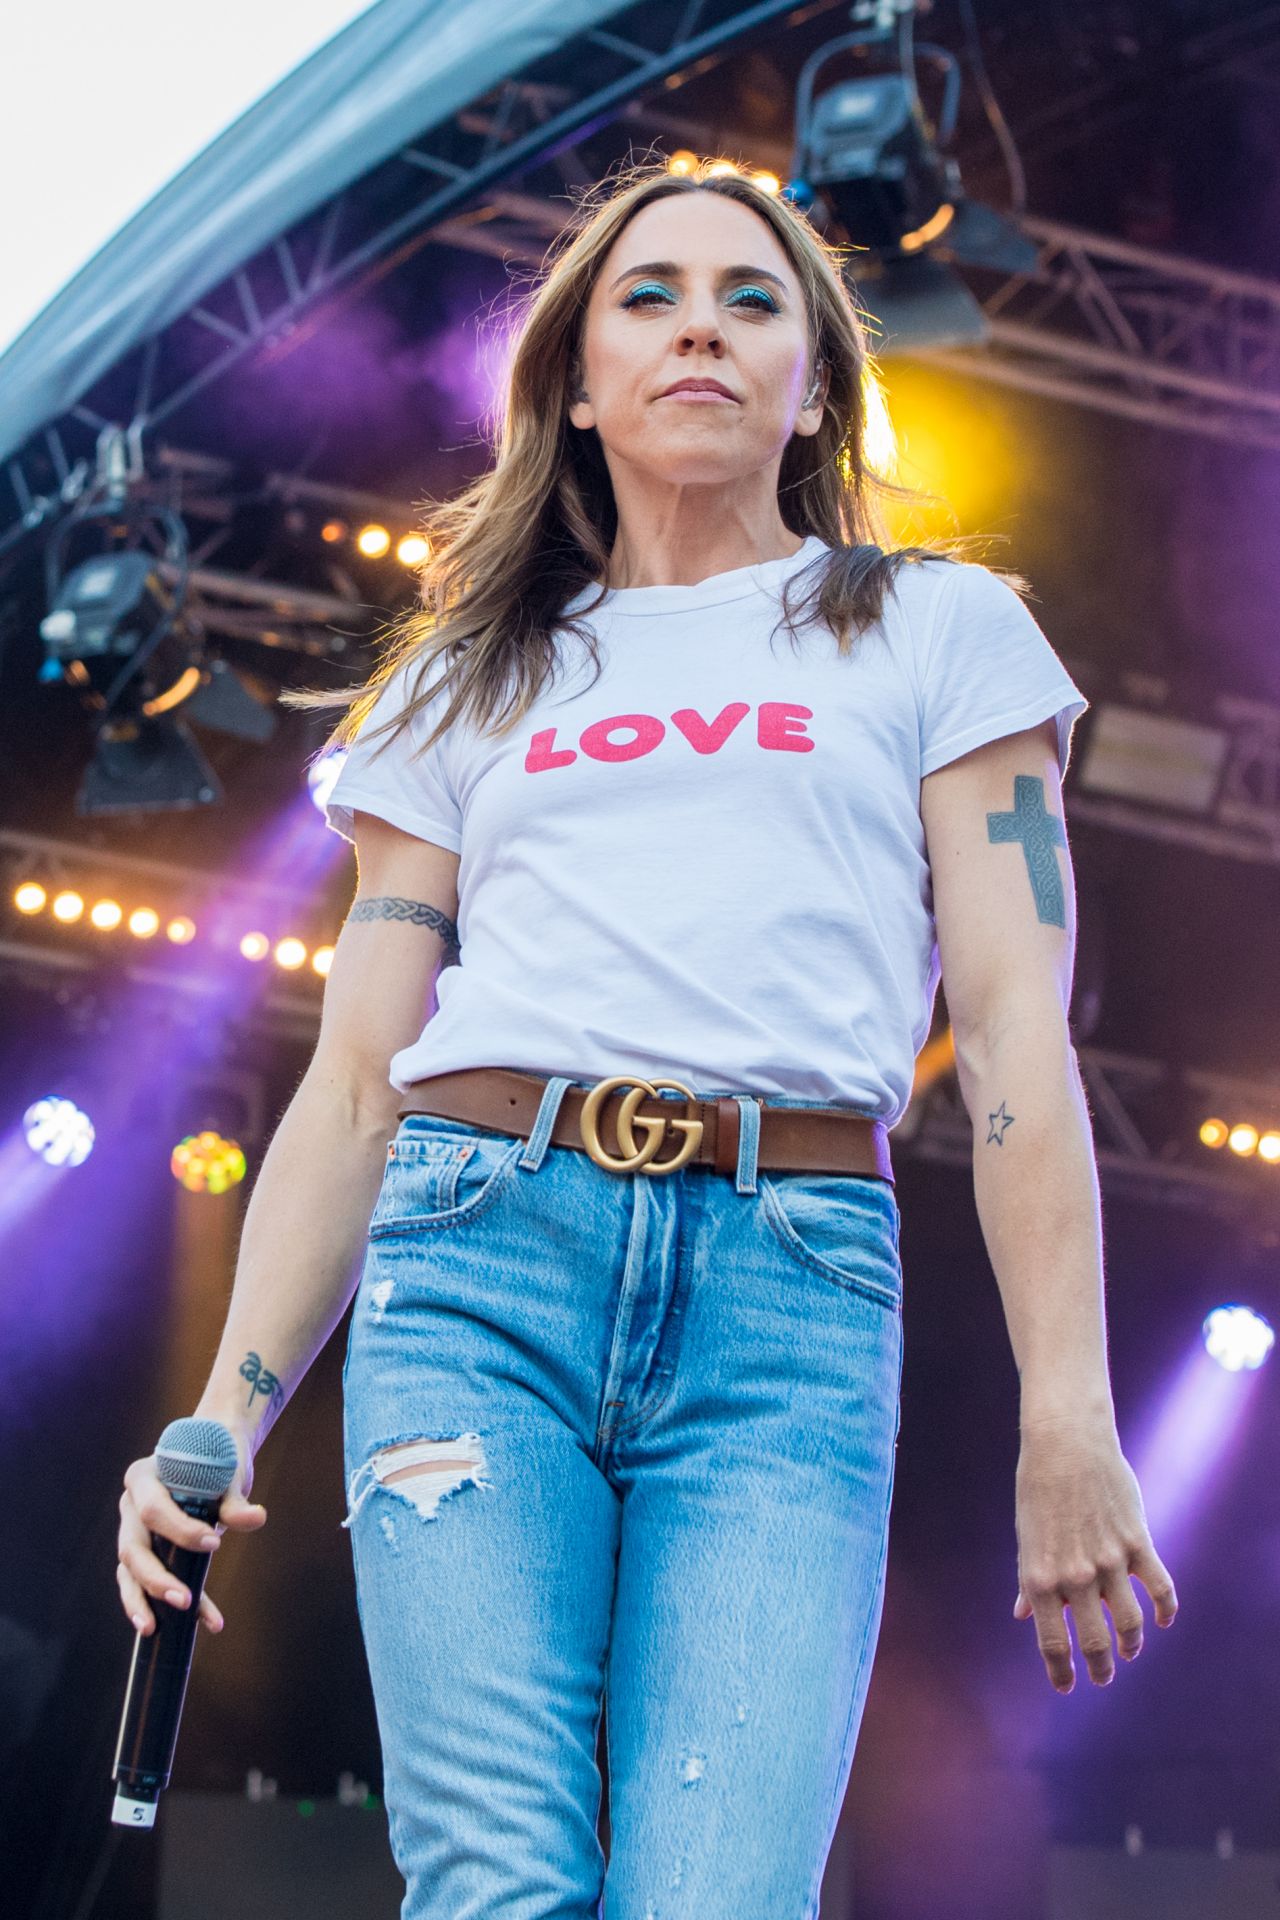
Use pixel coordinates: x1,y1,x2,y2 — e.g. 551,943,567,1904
340,1434,492,1531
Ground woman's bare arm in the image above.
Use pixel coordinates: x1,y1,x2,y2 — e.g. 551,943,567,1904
193,810,462,1446
116,810,461,1636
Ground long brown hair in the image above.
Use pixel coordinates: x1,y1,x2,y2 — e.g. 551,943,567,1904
282,154,1015,765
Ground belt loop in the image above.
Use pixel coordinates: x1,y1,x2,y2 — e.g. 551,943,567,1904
734,1094,762,1195
518,1075,573,1172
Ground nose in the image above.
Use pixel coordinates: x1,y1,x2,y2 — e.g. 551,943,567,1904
673,295,726,355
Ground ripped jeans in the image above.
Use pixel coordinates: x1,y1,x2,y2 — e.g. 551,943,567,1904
340,1073,904,1920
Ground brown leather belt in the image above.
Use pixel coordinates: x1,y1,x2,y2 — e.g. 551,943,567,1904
396,1067,893,1184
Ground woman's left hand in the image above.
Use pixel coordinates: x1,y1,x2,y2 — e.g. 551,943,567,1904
1012,1414,1178,1693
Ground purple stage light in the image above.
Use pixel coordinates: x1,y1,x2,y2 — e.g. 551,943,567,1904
1202,1303,1274,1372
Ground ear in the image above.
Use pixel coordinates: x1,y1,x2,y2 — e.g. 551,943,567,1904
567,364,595,431
795,362,828,437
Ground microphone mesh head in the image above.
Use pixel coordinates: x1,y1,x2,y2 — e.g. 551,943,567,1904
155,1417,240,1499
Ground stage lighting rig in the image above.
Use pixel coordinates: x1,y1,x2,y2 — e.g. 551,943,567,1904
38,443,277,815
786,0,1038,353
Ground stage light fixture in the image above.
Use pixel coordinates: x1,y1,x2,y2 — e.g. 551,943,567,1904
1203,1305,1274,1373
76,712,223,816
170,1130,247,1196
274,937,307,970
14,883,46,913
166,916,197,944
128,907,160,938
1228,1124,1260,1156
396,534,429,567
787,19,1038,355
312,945,335,976
52,890,84,923
240,932,270,961
357,524,391,558
89,899,123,930
24,1096,95,1166
1076,705,1229,814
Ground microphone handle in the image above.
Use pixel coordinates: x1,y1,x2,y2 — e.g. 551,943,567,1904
111,1489,221,1825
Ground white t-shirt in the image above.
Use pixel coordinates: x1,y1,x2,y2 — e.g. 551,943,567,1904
324,537,1088,1129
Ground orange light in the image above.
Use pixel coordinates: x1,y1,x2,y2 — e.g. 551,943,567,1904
166,916,197,945
274,937,307,970
170,1130,247,1195
1228,1124,1259,1157
356,524,391,558
396,533,429,567
128,907,160,938
320,519,347,544
52,890,85,923
1199,1117,1228,1149
89,899,123,930
750,172,781,195
14,882,46,913
668,150,699,176
311,944,335,976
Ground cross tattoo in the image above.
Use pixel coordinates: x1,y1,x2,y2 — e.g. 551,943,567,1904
986,775,1067,927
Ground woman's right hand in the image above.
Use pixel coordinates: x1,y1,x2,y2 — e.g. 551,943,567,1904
117,1422,268,1638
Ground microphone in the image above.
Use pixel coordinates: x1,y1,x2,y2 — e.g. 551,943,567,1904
111,1416,239,1828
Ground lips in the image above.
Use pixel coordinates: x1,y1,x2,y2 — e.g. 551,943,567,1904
659,378,738,400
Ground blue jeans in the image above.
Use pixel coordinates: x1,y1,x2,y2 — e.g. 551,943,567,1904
341,1073,904,1920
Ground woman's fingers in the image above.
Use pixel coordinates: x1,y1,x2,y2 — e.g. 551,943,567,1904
118,1441,265,1636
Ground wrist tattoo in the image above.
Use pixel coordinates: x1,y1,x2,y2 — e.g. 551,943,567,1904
986,1100,1015,1146
238,1351,285,1417
348,895,460,959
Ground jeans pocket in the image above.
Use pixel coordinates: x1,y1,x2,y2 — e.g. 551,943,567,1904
759,1171,902,1310
368,1114,523,1238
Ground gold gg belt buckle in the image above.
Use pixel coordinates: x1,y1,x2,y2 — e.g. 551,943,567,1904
578,1074,704,1176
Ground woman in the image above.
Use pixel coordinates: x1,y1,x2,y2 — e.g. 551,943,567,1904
118,158,1176,1916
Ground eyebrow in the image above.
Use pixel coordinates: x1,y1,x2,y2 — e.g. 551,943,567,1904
607,261,790,297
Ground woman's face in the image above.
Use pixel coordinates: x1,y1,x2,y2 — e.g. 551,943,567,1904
568,191,825,489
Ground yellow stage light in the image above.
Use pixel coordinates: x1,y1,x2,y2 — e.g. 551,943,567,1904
1228,1123,1259,1156
274,937,307,970
668,150,699,176
240,931,270,961
52,891,84,923
312,945,335,976
14,883,46,913
1199,1117,1228,1149
357,524,391,558
166,916,197,945
1258,1132,1280,1163
128,908,160,938
750,172,781,195
90,899,123,930
396,534,429,567
705,160,739,178
170,1130,248,1196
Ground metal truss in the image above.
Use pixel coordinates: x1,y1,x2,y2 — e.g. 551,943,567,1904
2,826,1277,1217
7,0,1280,556
919,213,1280,454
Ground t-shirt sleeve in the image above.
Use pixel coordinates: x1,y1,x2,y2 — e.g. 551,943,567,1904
323,656,464,852
917,562,1089,782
